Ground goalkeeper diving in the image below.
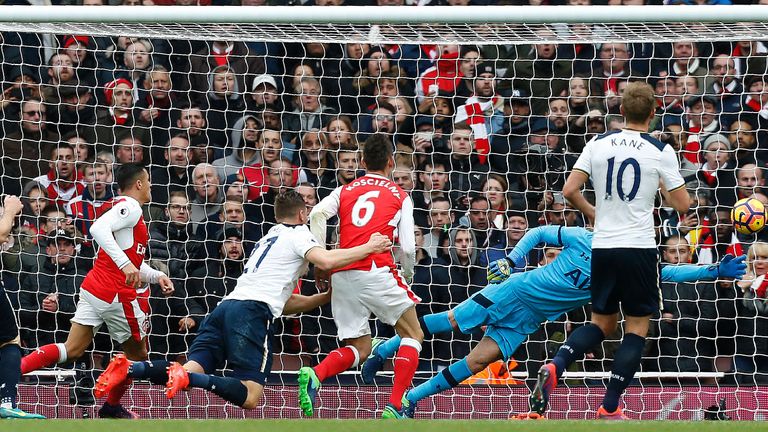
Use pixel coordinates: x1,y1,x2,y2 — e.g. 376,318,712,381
361,225,747,418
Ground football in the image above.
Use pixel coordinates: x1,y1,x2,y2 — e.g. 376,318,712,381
731,197,766,235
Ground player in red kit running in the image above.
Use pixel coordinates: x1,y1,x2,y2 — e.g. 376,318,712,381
297,134,422,419
20,164,174,419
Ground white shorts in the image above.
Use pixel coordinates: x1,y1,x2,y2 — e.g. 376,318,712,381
71,289,150,344
331,264,419,340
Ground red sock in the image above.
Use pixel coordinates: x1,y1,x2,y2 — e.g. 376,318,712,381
106,378,132,406
314,346,358,382
21,343,65,374
390,339,421,409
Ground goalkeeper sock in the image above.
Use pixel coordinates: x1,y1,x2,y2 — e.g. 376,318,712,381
128,360,171,386
602,333,645,413
106,378,132,406
20,342,66,374
552,324,605,378
408,358,472,403
314,345,359,382
390,338,421,409
0,344,21,409
376,336,401,360
422,312,453,335
188,373,248,407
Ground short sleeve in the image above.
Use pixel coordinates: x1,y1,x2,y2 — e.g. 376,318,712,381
572,138,594,176
659,146,686,192
293,229,321,259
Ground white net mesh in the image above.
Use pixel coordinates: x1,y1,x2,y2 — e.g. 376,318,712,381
2,5,768,420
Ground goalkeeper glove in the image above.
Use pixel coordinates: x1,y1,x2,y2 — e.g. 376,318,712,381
716,254,747,280
487,258,514,284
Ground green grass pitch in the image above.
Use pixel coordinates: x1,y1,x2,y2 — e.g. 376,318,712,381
9,419,766,432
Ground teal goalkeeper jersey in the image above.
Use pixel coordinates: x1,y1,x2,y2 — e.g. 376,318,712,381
499,226,719,322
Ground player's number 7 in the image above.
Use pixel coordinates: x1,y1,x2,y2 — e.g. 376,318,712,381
244,236,278,274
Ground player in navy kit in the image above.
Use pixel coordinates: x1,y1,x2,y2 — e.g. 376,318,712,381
532,82,691,419
95,190,391,410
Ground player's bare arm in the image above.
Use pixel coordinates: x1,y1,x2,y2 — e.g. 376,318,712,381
283,290,332,316
0,195,23,243
305,232,392,271
563,170,595,224
659,180,690,213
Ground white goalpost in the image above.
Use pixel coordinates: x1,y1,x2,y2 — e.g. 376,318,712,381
1,4,767,420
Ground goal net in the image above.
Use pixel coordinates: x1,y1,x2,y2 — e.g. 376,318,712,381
2,4,768,420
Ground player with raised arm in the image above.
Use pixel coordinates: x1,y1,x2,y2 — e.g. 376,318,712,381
361,225,746,418
0,196,45,419
19,164,175,419
94,190,391,410
297,134,421,419
531,82,691,420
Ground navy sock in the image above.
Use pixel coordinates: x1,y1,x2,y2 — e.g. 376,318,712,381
0,345,21,409
188,373,248,407
552,324,605,378
602,333,645,412
128,360,171,386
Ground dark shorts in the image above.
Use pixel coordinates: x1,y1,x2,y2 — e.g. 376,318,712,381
590,248,661,317
188,300,274,385
0,284,19,344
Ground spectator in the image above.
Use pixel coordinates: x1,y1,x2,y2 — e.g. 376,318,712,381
413,158,450,228
150,133,193,206
189,163,225,229
296,129,334,187
697,134,737,207
482,174,509,229
202,65,246,157
296,182,319,212
283,77,338,144
180,39,266,103
707,54,743,123
446,124,490,210
33,144,84,208
683,94,720,165
463,62,504,136
735,242,768,383
658,235,719,377
423,196,453,259
490,88,532,173
19,182,49,236
85,78,147,150
318,143,359,199
66,160,115,241
416,44,463,104
175,103,207,140
19,227,86,348
507,35,572,115
463,195,491,249
324,116,355,150
1,98,60,197
728,119,763,166
665,41,708,92
148,192,206,279
114,134,146,166
591,42,633,103
736,163,765,203
138,66,179,163
247,74,281,111
213,114,263,182
392,161,415,194
67,134,95,165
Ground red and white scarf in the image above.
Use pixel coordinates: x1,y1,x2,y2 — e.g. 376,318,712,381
455,100,494,165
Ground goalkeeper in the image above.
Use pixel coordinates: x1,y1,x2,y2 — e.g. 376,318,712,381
361,225,746,418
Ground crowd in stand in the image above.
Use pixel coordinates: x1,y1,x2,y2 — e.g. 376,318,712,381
2,0,768,392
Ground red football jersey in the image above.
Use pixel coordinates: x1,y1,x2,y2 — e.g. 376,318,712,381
336,174,407,272
81,197,149,303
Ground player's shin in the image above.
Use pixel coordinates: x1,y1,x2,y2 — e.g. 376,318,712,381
0,344,21,408
551,324,605,377
602,333,645,413
188,373,248,407
390,338,421,409
20,343,67,374
314,345,359,382
407,358,472,403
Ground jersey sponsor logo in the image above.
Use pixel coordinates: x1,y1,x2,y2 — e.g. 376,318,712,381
136,243,146,256
344,177,402,200
119,207,129,217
